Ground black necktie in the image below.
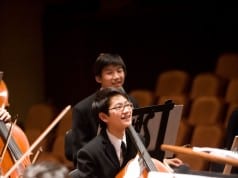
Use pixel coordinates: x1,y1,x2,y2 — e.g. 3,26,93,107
121,141,127,160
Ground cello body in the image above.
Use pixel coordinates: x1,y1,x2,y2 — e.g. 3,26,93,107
116,125,171,178
116,157,170,178
0,122,31,178
0,80,9,107
0,75,31,177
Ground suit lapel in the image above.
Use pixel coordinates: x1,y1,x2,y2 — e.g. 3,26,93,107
101,130,120,167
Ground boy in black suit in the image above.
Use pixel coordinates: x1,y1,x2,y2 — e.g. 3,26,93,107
76,87,138,178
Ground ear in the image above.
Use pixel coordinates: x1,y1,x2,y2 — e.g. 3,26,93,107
95,76,102,84
99,112,108,123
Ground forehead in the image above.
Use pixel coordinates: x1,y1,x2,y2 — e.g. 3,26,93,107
102,64,123,71
110,95,128,105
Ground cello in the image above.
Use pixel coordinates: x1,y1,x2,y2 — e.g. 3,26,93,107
0,74,31,177
116,125,172,178
0,72,71,178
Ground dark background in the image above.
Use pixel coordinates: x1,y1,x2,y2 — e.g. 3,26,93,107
42,1,238,109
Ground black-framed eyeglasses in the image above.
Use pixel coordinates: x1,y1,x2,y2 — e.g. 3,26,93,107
108,102,133,112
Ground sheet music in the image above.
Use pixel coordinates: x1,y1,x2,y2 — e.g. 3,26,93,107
134,105,183,158
193,147,238,160
148,172,218,178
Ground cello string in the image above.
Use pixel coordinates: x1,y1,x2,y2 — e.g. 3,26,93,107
0,120,17,163
0,118,23,161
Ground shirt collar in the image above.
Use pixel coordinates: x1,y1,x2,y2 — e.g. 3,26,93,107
106,129,127,159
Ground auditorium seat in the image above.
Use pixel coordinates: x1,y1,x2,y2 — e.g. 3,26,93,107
187,96,225,126
215,53,238,80
177,125,225,171
24,103,57,152
158,95,190,117
175,96,226,170
190,72,227,100
25,128,49,152
35,135,74,170
129,89,155,107
24,103,57,131
175,119,193,146
154,69,191,98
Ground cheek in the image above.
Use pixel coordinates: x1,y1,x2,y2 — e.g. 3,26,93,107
108,113,120,123
119,73,125,79
102,76,113,83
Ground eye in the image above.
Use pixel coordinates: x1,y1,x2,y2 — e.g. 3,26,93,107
126,103,133,108
114,105,124,111
117,68,124,73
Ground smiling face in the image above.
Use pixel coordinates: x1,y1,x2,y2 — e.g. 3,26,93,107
95,65,125,89
99,94,133,138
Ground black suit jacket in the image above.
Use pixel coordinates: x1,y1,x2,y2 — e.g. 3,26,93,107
71,90,138,164
76,129,138,178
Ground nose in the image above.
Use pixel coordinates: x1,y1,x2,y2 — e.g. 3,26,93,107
112,71,120,79
122,104,132,112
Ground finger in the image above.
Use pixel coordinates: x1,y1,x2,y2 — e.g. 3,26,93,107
172,158,183,164
0,109,11,122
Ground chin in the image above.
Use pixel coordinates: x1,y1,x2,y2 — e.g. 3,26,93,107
125,120,132,126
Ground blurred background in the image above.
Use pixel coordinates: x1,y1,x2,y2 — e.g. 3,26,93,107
0,1,238,122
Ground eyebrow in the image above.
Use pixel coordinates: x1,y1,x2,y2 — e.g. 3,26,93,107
111,101,129,106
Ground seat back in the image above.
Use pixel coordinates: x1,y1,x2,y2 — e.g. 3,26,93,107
129,89,155,107
25,128,49,152
190,73,227,99
24,103,57,151
175,119,193,146
155,70,190,97
158,95,190,117
215,53,238,80
25,103,57,131
187,96,225,126
191,125,225,147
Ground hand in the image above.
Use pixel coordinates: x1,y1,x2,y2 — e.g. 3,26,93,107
163,158,183,167
0,108,11,123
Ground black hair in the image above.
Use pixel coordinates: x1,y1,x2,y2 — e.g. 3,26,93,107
94,53,127,77
92,87,129,129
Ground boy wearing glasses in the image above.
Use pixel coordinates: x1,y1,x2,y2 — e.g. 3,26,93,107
76,87,140,178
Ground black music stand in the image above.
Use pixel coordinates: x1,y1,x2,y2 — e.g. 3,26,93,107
132,100,178,161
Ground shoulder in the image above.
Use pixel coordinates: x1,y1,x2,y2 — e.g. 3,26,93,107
128,95,139,108
78,134,106,155
73,92,97,110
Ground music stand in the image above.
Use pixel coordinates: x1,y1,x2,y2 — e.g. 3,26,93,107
132,100,183,161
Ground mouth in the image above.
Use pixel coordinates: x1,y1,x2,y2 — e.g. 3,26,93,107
112,81,122,87
121,114,131,120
